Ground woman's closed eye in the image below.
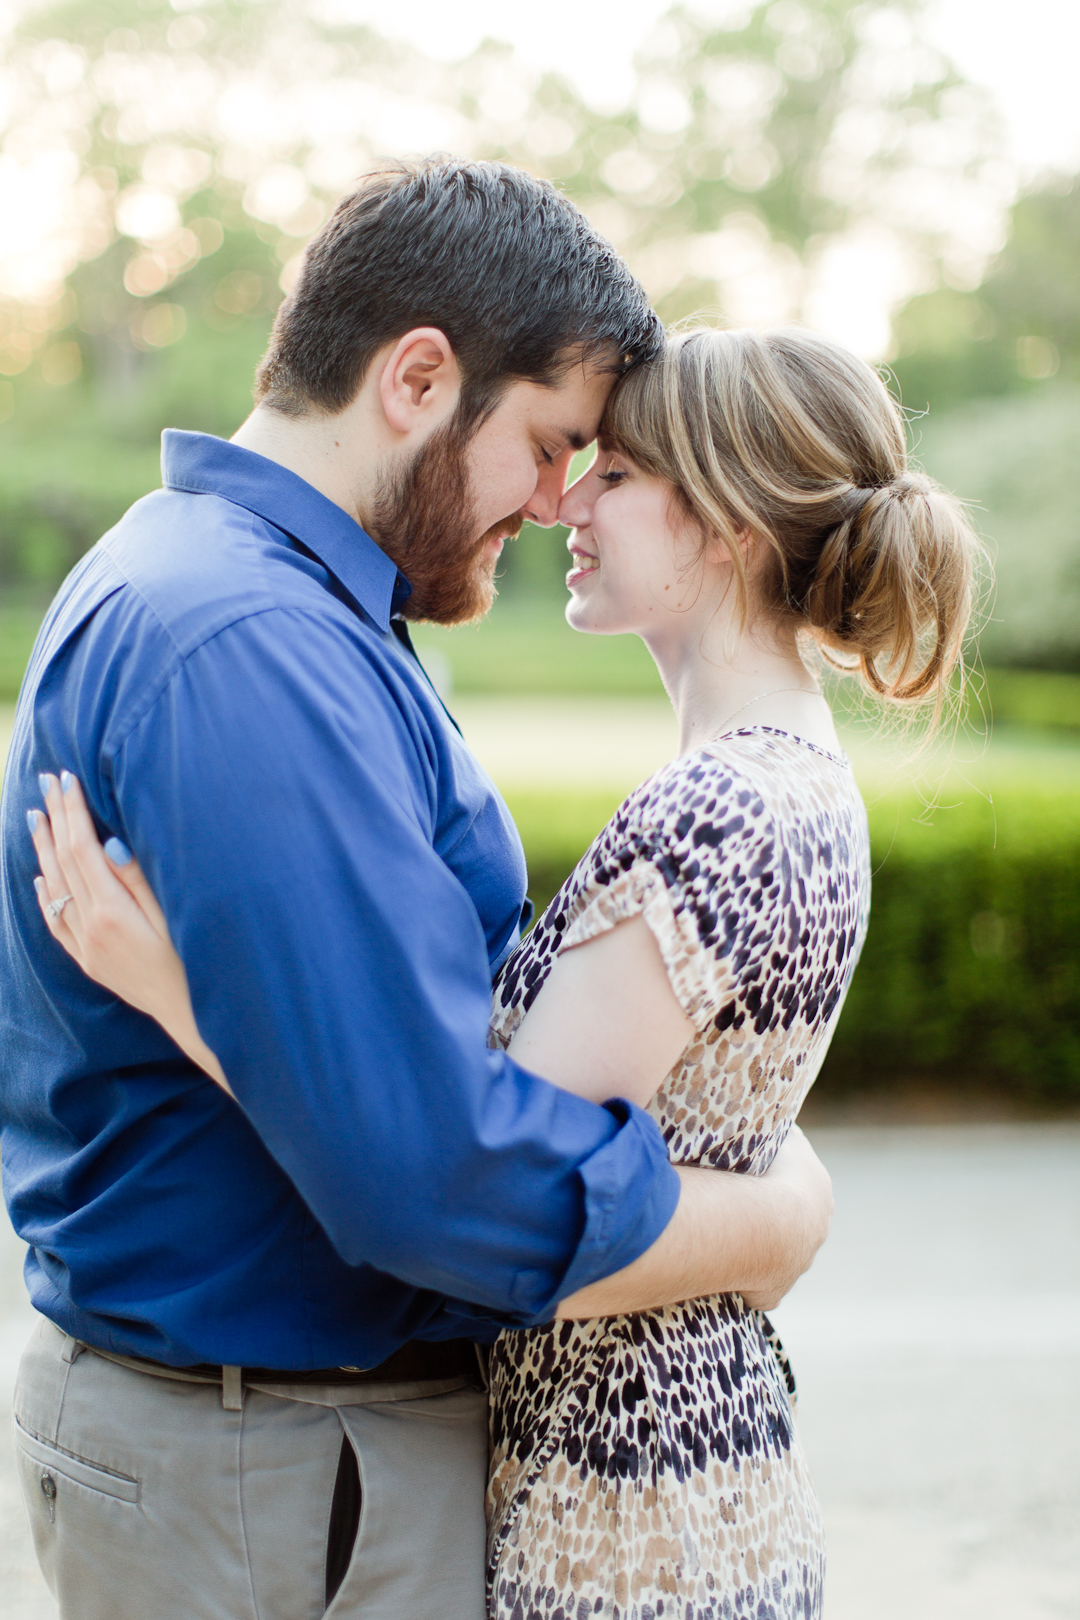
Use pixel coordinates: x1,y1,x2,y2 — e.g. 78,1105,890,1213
597,468,628,486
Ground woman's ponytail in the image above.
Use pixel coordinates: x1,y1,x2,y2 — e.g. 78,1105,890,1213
805,471,978,703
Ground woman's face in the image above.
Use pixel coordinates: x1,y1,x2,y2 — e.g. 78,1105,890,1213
558,448,720,640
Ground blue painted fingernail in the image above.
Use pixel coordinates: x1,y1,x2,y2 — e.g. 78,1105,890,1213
61,771,75,794
38,773,51,798
104,837,132,867
26,809,39,834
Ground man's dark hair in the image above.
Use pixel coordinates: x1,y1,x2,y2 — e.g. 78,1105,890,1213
255,156,662,424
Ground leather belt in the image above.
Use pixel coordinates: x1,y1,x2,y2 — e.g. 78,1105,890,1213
77,1335,481,1394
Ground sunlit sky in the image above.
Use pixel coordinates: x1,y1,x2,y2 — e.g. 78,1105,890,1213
340,0,1080,176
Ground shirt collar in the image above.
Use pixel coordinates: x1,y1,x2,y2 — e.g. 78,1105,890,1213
160,430,411,631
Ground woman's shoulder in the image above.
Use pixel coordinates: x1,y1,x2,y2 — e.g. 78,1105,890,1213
627,725,862,853
691,724,854,790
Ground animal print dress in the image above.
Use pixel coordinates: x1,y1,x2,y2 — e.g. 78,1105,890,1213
486,727,871,1620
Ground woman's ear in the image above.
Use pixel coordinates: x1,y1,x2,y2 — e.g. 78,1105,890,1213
730,525,772,591
378,328,461,438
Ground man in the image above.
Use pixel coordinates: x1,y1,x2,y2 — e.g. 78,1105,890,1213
1,157,832,1619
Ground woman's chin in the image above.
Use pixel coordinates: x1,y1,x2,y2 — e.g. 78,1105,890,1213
565,597,598,634
564,597,625,637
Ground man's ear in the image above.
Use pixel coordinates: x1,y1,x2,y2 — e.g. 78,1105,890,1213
378,328,460,437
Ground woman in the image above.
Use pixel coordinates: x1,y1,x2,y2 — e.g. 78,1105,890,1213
29,326,979,1619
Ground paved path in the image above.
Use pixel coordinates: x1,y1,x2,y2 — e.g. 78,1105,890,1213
770,1122,1080,1617
442,696,1080,799
2,1121,1077,1616
0,1226,54,1619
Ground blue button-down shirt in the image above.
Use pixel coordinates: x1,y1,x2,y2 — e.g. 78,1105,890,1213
0,432,679,1369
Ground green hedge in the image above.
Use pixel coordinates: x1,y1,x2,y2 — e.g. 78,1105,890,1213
0,605,48,702
972,667,1080,732
506,785,1080,1101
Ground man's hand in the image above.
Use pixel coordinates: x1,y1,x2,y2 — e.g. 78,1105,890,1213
557,1124,833,1319
738,1126,834,1309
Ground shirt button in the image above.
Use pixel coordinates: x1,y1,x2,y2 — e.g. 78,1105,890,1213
40,1472,56,1501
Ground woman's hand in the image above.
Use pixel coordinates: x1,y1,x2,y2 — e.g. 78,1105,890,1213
28,774,232,1094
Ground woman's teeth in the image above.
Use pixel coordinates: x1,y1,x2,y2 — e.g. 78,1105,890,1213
572,554,599,572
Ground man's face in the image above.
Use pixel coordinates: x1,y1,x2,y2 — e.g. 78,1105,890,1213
373,364,616,625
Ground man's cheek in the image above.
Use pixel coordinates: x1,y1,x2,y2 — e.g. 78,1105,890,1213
477,460,536,528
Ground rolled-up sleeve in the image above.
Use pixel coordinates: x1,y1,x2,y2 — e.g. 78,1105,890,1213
108,607,680,1321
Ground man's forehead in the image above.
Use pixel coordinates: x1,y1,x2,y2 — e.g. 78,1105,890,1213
525,368,615,443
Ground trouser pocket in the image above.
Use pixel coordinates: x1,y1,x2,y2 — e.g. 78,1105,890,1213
15,1416,141,1503
13,1415,141,1601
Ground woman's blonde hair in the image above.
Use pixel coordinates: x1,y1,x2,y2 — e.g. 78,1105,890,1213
603,325,982,706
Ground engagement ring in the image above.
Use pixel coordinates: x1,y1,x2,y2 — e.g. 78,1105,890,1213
45,894,74,920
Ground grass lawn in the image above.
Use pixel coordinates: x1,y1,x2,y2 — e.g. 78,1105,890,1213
411,598,665,697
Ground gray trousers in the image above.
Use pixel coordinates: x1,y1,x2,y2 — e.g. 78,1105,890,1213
13,1317,488,1620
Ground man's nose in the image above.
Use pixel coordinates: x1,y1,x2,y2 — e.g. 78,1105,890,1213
524,452,574,527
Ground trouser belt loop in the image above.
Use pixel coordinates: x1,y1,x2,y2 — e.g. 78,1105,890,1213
60,1335,85,1366
221,1365,244,1411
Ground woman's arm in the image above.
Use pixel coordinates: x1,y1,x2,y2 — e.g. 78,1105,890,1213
28,774,232,1095
505,915,695,1108
505,915,833,1316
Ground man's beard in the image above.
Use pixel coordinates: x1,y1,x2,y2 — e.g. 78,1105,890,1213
371,415,518,625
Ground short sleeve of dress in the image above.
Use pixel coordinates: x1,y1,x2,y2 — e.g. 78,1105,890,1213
556,757,779,1031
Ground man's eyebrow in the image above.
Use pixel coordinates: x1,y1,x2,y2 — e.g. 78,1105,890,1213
560,429,590,452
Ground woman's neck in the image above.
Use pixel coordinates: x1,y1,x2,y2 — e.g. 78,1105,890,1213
642,612,833,757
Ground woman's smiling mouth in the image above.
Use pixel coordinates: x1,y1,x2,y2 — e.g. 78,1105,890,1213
566,546,599,589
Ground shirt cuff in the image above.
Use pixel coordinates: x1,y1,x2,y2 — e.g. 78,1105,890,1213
513,1099,681,1322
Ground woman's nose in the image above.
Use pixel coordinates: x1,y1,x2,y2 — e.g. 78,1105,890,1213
557,469,596,530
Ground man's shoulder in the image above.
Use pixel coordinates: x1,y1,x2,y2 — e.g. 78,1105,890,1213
69,484,400,683
101,485,331,653
32,487,404,758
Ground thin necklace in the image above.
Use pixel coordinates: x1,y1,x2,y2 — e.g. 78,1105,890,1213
707,686,826,744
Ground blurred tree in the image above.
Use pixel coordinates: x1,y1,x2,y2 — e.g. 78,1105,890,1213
0,0,409,583
916,385,1080,671
0,0,1005,594
490,0,1004,332
891,174,1080,412
886,172,1080,674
